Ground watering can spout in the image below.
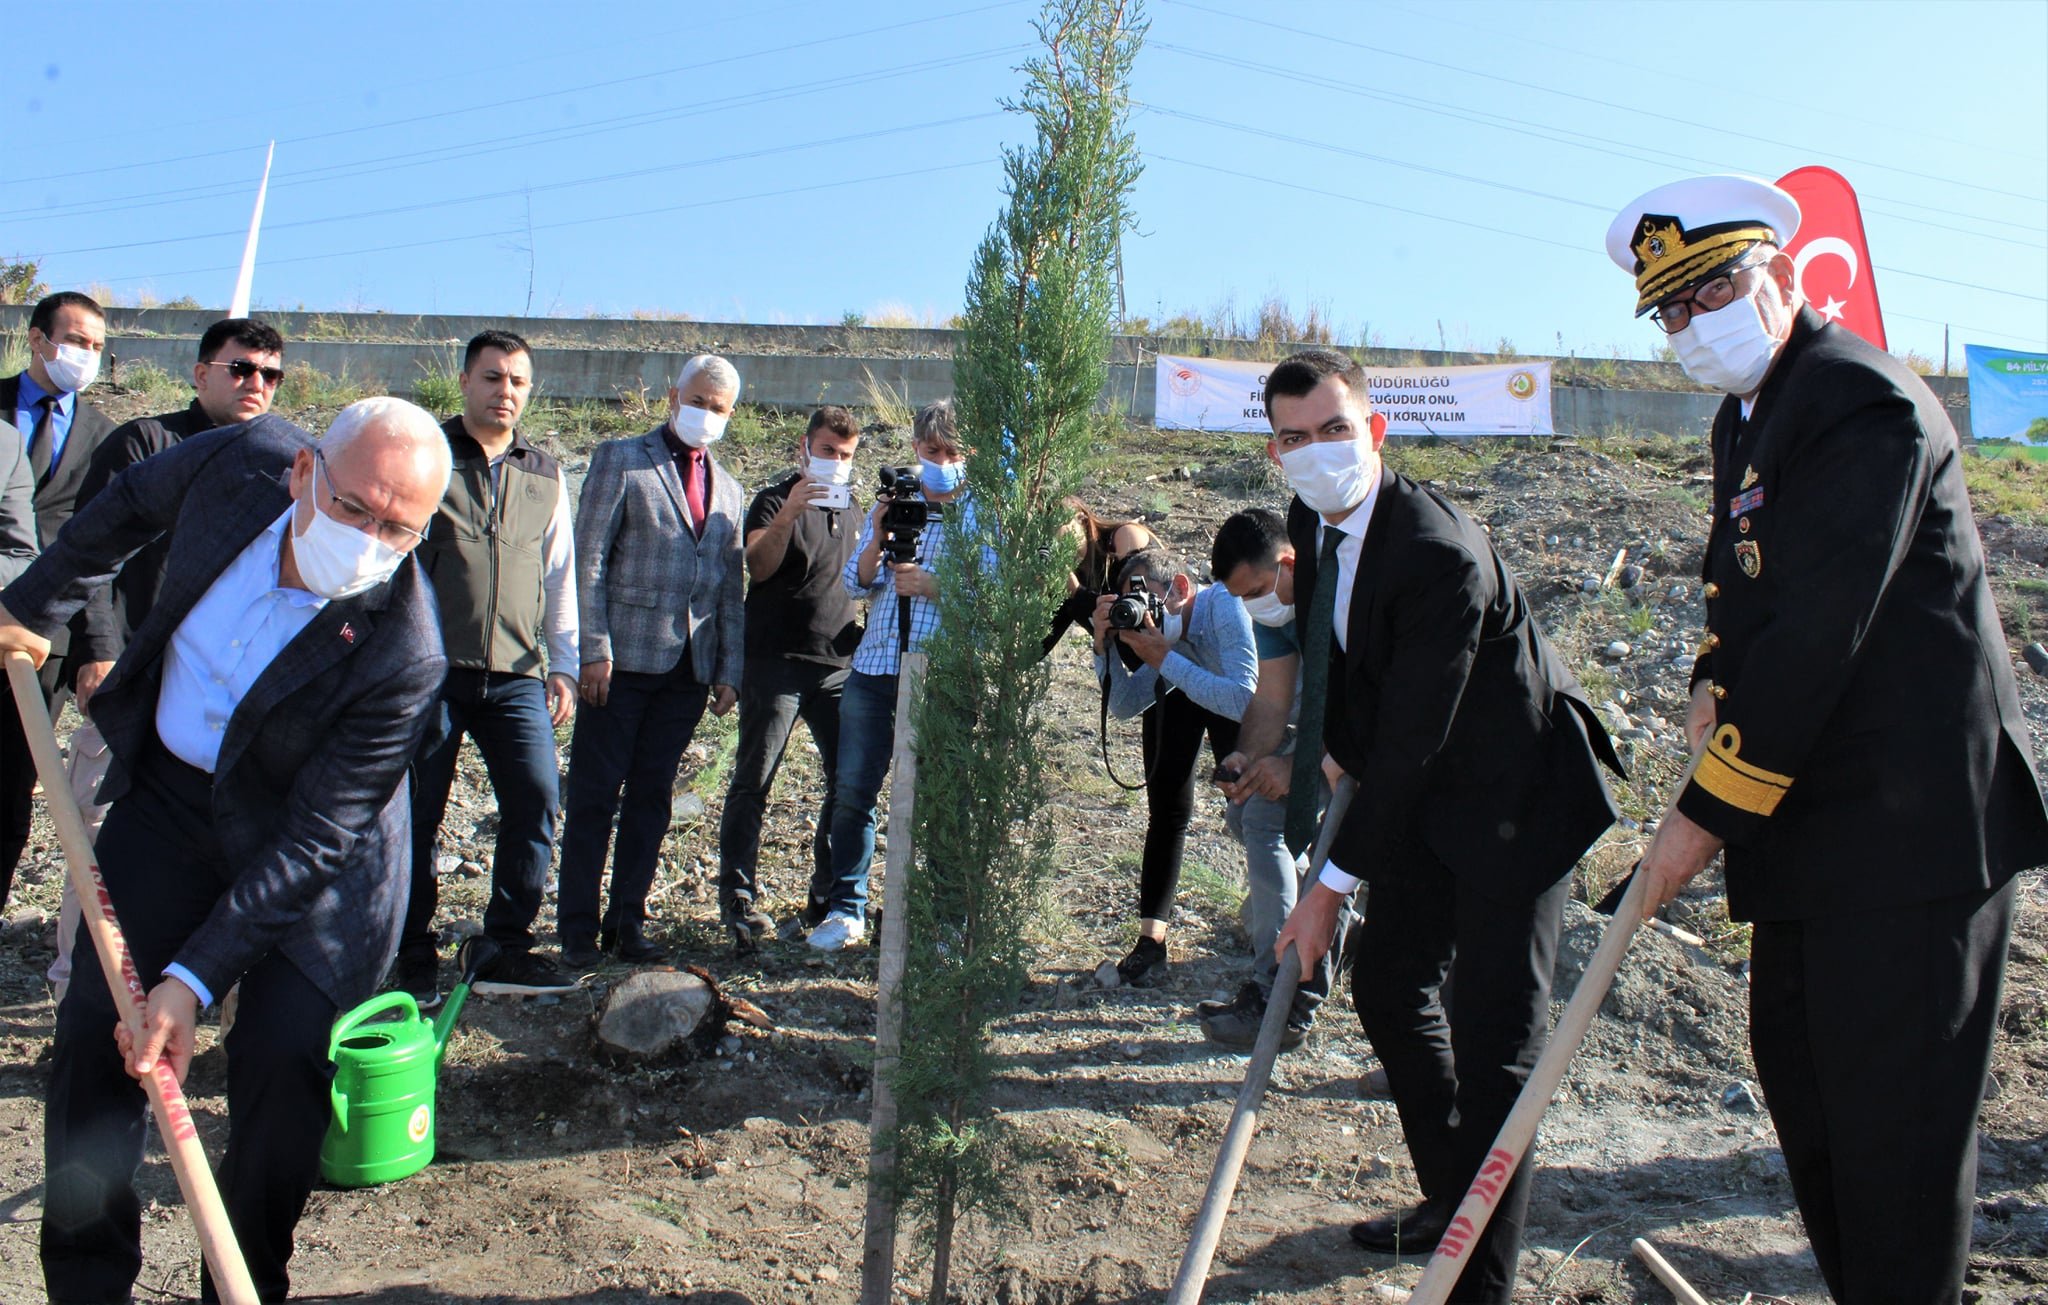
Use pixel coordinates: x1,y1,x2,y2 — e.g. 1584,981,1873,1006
431,936,501,1060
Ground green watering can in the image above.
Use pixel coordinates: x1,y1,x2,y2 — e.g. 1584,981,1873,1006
320,936,499,1187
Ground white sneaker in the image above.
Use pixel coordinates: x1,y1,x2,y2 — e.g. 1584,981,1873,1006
807,914,866,952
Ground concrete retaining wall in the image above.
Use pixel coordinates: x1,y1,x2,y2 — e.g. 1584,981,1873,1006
11,305,1968,439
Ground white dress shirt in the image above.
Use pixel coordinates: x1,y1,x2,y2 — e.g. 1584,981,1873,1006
156,508,327,774
1313,470,1383,895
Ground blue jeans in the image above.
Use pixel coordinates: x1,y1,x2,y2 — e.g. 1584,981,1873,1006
821,669,898,921
716,657,846,919
555,658,709,945
404,669,560,955
1226,765,1351,1016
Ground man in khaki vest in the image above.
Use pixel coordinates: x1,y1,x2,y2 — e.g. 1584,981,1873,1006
396,329,581,1004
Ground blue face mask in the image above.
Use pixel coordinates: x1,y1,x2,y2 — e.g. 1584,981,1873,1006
919,457,966,494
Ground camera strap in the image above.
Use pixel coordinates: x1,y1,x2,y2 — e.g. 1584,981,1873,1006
1097,667,1163,793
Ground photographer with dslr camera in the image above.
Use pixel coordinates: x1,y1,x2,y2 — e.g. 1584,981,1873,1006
1093,546,1255,986
811,400,976,952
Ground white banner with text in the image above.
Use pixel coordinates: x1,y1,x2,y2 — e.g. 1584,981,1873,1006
1153,355,1553,436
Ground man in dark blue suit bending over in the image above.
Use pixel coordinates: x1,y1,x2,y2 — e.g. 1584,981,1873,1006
0,398,451,1303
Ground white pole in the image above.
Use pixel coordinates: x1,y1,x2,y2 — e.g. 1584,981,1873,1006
227,142,274,318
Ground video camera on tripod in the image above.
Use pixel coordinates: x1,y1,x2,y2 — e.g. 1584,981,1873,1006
876,464,946,565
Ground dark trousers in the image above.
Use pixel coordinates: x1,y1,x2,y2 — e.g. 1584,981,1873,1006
1353,839,1569,1303
555,657,708,945
1749,879,2015,1303
716,657,845,917
0,653,63,906
403,669,561,955
43,747,337,1305
1136,687,1238,921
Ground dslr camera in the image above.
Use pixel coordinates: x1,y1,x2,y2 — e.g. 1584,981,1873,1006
1106,575,1165,631
876,464,944,565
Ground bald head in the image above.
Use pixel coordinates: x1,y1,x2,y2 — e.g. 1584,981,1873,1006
287,397,451,558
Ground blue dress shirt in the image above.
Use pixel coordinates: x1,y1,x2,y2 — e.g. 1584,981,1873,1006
13,371,75,471
156,507,328,1006
156,507,328,774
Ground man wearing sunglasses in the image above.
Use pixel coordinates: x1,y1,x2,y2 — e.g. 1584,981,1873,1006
1609,174,2048,1302
36,320,290,1000
72,319,288,708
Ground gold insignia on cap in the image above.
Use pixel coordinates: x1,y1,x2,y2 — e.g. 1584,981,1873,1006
1633,218,1684,270
1740,466,1758,489
1631,213,1781,314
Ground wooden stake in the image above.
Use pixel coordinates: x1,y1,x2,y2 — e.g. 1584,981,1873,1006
860,652,926,1305
1602,547,1630,590
1165,776,1357,1305
1632,1237,1712,1305
6,652,259,1305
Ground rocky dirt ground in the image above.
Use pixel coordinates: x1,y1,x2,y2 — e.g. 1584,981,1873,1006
2,376,2046,1303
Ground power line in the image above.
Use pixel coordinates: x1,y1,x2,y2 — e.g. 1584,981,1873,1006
1165,0,2048,208
1145,152,1600,257
1887,309,2045,350
0,1,1024,190
1146,141,2043,305
0,45,1026,228
29,0,825,153
1377,0,2045,167
22,106,1006,262
1150,41,2048,243
1137,103,1609,212
83,160,997,286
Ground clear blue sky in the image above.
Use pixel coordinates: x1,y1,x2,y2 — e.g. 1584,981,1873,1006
6,0,2043,366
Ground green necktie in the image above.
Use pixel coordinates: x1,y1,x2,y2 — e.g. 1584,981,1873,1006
1286,526,1344,854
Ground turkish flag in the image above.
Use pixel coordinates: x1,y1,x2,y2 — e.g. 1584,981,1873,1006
1776,166,1887,350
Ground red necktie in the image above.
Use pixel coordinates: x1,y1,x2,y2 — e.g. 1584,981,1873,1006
682,447,708,538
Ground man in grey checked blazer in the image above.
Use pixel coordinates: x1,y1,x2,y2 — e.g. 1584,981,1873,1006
558,354,744,966
0,404,450,1303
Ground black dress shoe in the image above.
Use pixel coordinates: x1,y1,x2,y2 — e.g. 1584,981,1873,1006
1349,1199,1453,1255
604,918,668,964
560,937,602,970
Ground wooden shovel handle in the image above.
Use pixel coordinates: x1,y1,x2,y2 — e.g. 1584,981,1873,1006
6,652,259,1304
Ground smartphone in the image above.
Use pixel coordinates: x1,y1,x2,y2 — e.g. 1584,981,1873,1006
814,482,852,510
1211,763,1241,785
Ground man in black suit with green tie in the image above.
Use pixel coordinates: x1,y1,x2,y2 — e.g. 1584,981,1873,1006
1270,349,1622,1301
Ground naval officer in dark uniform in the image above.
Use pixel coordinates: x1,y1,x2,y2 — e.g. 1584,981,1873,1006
1611,174,2048,1302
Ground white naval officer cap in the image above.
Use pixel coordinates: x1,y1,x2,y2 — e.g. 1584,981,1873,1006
1606,174,1802,316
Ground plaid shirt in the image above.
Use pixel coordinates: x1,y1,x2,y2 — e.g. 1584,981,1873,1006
843,491,980,676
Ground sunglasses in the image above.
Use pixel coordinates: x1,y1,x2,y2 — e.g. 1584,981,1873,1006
204,358,286,386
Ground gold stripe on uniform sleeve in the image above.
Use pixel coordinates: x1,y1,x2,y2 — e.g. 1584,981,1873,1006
1691,724,1792,816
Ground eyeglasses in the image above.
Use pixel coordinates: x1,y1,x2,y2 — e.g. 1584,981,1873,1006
315,451,430,549
1649,258,1767,335
204,358,286,386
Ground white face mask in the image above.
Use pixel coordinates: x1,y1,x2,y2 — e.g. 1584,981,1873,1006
293,460,407,599
670,404,728,448
1671,288,1779,395
806,449,854,485
1158,607,1185,645
43,342,100,394
1279,437,1375,515
1242,589,1295,628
